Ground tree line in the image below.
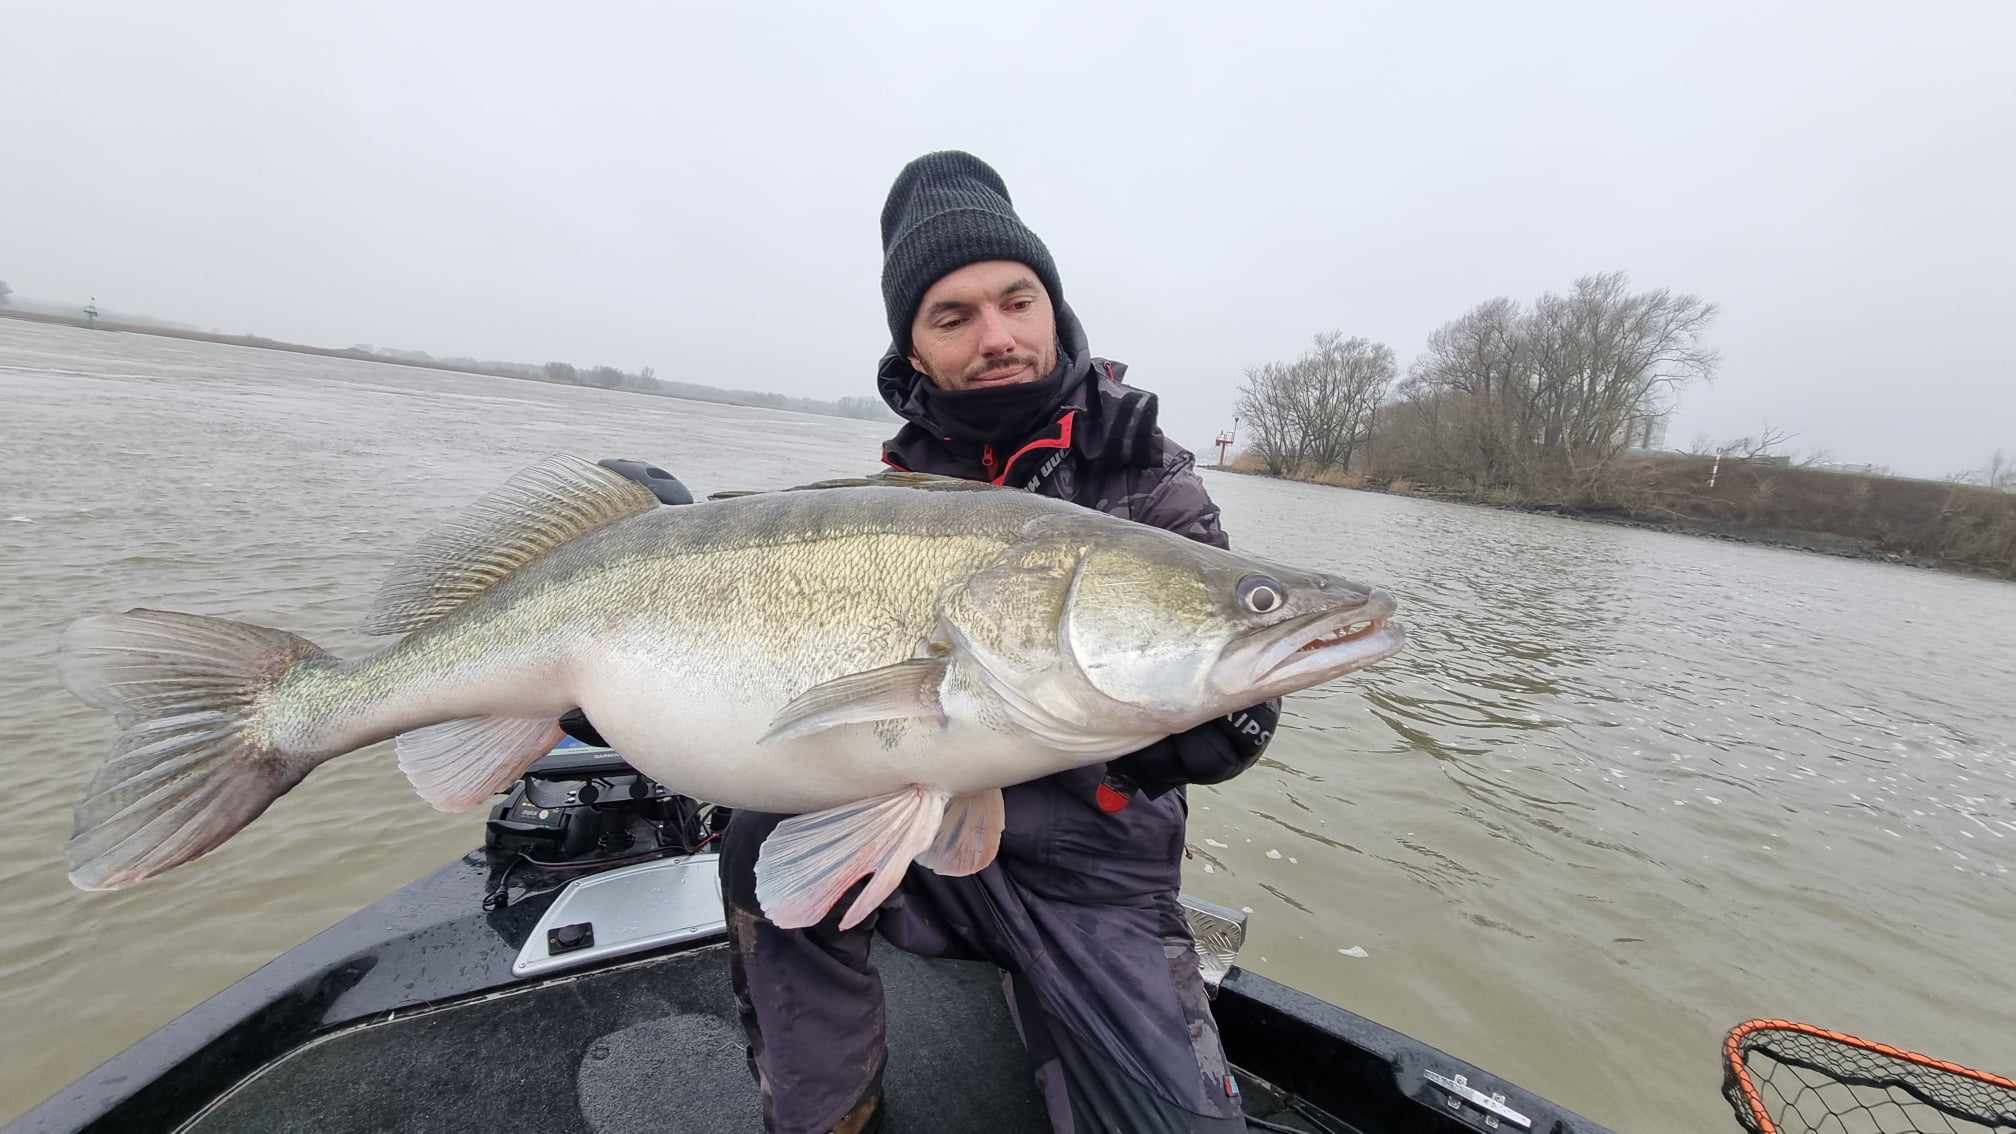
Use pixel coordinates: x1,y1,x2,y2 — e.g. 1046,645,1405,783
1230,274,2012,574
534,361,891,421
1234,271,1720,499
0,289,897,424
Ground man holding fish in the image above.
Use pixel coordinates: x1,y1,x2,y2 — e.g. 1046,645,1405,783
57,152,1404,1134
717,152,1282,1134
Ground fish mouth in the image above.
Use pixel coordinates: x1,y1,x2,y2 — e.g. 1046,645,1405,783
1226,590,1406,693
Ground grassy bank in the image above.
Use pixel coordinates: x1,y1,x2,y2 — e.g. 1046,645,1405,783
1214,452,2016,580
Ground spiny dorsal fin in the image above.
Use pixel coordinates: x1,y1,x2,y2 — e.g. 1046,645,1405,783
362,454,660,635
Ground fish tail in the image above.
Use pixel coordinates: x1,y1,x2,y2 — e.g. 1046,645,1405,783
57,608,334,891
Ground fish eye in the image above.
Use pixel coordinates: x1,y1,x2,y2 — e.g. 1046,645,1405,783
1238,575,1284,614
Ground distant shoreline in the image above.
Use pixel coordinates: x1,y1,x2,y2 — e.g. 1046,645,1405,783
1205,465,2013,582
0,307,895,425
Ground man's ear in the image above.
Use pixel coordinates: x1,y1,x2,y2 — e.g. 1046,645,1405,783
907,352,932,380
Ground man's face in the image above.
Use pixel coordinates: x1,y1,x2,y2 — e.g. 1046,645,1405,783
906,260,1058,391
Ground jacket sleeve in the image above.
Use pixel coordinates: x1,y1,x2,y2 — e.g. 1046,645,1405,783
1106,699,1281,799
1103,434,1275,795
1129,438,1230,550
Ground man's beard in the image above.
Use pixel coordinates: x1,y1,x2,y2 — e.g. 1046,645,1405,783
910,337,1076,445
937,342,1057,390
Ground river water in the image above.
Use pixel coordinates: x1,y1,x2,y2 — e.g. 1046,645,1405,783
1,318,2011,1132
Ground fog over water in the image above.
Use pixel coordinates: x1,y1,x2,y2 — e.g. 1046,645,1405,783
3,2,2012,477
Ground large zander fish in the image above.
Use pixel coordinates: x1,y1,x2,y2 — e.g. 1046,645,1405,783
57,456,1405,928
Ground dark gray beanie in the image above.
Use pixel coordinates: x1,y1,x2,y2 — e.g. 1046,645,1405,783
879,151,1064,353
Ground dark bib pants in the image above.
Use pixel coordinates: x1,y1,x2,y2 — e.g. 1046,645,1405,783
720,765,1247,1133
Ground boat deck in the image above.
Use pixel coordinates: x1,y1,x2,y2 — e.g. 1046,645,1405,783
177,942,1324,1133
8,854,1609,1134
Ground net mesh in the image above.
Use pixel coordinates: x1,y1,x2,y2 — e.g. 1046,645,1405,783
1724,1020,2016,1134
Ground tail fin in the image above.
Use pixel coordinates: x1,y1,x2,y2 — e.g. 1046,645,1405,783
57,609,331,890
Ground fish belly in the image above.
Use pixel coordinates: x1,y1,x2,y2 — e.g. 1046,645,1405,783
569,650,1097,814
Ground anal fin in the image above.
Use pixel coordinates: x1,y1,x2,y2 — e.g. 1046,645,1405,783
396,716,565,812
914,788,1004,877
755,786,949,930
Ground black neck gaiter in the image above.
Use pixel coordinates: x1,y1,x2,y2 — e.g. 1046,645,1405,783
912,348,1085,445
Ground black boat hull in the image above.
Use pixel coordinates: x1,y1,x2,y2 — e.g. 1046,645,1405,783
10,850,1613,1134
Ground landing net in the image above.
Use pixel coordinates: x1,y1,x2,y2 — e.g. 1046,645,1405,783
1724,1019,2016,1134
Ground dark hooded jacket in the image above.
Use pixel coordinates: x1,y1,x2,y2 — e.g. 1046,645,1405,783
875,301,1273,806
877,302,1228,550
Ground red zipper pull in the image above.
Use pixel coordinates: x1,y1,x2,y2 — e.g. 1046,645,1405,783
982,444,998,479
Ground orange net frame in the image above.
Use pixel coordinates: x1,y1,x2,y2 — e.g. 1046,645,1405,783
1724,1019,2016,1134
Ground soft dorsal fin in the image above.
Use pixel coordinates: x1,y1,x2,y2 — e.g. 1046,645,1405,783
818,470,1000,493
362,455,660,635
706,469,1001,501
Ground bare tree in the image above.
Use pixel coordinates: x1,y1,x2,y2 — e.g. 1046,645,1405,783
1995,451,2015,491
1291,332,1394,470
1235,362,1302,475
1525,273,1719,485
1384,272,1718,499
1411,297,1526,403
1949,450,2016,490
0,280,11,307
1236,333,1395,477
1402,298,1532,486
1718,424,1796,459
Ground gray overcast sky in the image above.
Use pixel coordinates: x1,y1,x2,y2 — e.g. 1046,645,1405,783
4,2,2011,478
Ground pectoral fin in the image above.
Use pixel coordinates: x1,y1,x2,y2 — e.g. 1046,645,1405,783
758,657,949,745
755,786,950,930
914,788,1004,877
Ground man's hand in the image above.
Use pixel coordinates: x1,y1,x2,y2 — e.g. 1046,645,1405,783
1103,699,1282,800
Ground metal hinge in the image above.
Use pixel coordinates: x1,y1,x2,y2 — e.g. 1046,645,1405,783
1424,1069,1533,1130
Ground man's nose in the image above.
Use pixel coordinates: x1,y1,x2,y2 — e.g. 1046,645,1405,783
975,306,1017,356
